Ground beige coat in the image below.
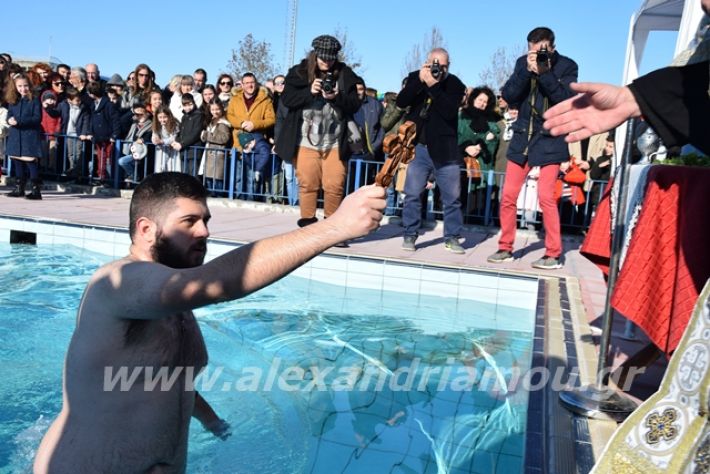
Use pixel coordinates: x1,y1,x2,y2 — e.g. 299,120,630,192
200,118,232,181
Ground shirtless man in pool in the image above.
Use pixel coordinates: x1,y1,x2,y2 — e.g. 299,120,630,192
34,172,385,473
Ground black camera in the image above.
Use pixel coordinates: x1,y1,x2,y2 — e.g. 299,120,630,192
430,59,442,80
322,72,335,93
536,46,550,65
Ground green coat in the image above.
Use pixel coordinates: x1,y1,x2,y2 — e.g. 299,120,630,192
457,111,500,187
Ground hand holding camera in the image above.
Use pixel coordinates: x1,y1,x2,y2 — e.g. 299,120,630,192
419,59,442,87
527,44,552,75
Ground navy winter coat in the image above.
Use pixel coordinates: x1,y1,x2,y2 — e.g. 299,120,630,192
6,97,43,159
502,51,578,166
88,97,120,142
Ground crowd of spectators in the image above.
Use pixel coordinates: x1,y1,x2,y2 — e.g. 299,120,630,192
0,45,609,234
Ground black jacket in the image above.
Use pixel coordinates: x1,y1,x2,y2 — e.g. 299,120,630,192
396,70,466,163
275,59,360,161
629,61,710,155
176,108,205,148
502,51,578,166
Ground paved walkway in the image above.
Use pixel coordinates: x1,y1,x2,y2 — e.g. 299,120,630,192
0,184,665,401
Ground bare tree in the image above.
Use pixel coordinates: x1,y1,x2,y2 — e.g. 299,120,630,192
402,27,446,75
333,26,363,73
477,44,527,91
227,33,278,83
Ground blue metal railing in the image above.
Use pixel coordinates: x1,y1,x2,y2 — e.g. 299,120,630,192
0,135,607,231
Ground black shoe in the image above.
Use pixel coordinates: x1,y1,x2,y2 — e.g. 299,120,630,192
297,217,318,228
402,235,417,251
7,181,26,197
25,183,42,200
7,187,25,198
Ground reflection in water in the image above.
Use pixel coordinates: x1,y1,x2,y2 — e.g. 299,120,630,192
205,307,533,473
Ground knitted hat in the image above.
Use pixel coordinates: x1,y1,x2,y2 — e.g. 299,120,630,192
107,73,125,87
238,132,255,150
41,90,57,102
311,35,341,61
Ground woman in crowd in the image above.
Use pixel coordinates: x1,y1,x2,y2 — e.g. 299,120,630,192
5,73,43,199
47,72,66,102
275,34,360,227
199,100,232,192
215,74,233,108
129,63,158,105
457,85,500,219
32,63,53,94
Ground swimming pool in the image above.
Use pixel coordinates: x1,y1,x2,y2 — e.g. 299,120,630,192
0,241,537,473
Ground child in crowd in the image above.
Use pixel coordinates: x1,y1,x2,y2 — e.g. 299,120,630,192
239,131,272,201
199,100,232,192
5,73,43,199
86,81,120,184
117,101,153,183
40,90,62,173
58,87,90,177
151,105,180,173
171,93,204,175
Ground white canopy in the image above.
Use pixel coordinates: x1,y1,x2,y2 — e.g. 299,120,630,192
616,0,705,156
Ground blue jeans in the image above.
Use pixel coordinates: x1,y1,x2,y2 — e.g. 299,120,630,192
282,160,299,205
118,154,137,179
402,144,463,239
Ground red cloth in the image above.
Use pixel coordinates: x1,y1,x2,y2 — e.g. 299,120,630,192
582,166,710,355
580,177,614,276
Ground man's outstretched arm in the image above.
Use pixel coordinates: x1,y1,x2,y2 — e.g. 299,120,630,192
96,185,386,319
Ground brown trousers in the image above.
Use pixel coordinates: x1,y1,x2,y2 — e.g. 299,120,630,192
294,146,345,218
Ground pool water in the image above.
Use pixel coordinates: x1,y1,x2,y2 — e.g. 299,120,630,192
0,243,534,473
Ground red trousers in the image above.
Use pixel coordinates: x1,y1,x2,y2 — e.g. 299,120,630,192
94,141,113,180
498,160,562,258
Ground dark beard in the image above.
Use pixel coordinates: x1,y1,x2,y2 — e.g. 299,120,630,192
151,230,206,269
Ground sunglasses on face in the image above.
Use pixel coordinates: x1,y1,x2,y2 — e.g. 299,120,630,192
53,82,65,86
275,81,285,86
220,81,233,86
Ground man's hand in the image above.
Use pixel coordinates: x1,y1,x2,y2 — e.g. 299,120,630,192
241,120,254,132
324,184,385,241
419,64,438,87
202,418,232,441
171,142,182,151
7,117,17,126
543,82,641,143
526,51,540,75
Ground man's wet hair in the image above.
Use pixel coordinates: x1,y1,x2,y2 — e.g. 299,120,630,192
129,172,208,241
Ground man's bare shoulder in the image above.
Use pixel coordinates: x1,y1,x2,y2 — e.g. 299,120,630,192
84,257,174,320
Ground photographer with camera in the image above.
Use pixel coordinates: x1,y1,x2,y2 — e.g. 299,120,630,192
275,34,360,228
397,48,467,254
487,27,578,269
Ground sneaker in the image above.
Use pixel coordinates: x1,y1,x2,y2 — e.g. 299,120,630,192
487,250,514,263
531,255,563,270
402,235,417,251
444,238,465,254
